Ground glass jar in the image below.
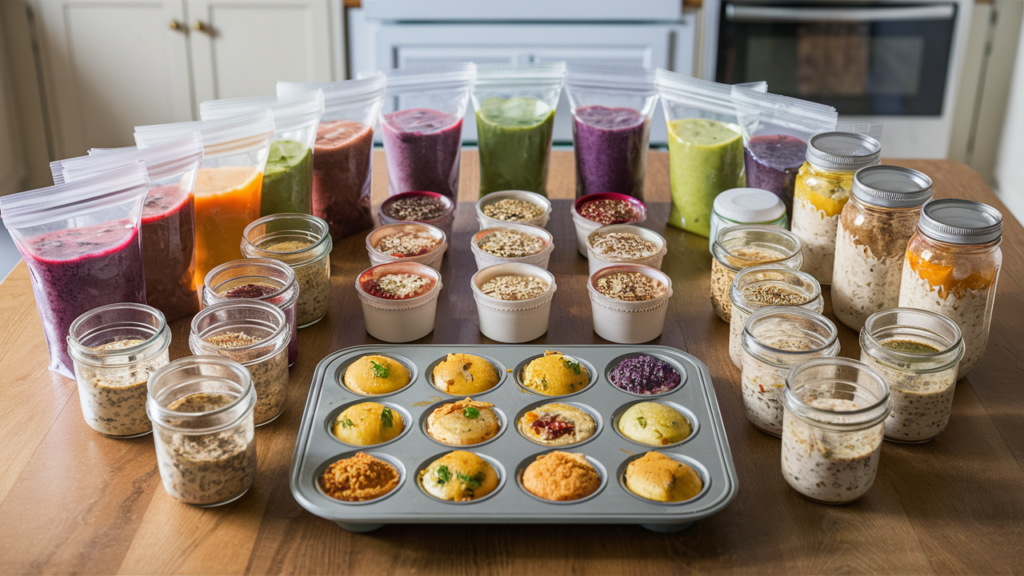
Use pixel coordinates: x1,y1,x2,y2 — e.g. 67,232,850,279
740,307,840,436
860,308,965,443
728,266,823,369
189,300,290,426
67,303,171,438
147,356,258,507
782,358,892,504
708,188,788,255
241,213,331,328
898,199,1002,379
711,225,803,323
203,258,299,366
832,165,932,331
791,132,881,285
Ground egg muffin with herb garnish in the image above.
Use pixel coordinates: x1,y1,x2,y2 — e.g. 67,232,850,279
332,402,404,446
419,450,499,502
426,398,500,446
521,351,590,396
344,355,411,395
432,353,499,395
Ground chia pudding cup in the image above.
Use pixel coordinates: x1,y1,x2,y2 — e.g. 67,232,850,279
587,264,673,344
241,213,331,329
782,358,892,505
711,225,803,323
67,303,172,438
860,308,964,443
572,193,647,257
586,224,667,277
355,261,443,343
471,263,557,343
471,222,555,271
366,222,448,270
475,190,552,230
378,191,455,237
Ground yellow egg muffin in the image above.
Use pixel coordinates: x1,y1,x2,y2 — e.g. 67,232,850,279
518,403,597,446
427,398,501,446
521,451,601,501
625,451,703,502
432,353,499,395
521,351,590,396
344,355,411,395
332,402,404,446
618,402,692,446
419,450,499,502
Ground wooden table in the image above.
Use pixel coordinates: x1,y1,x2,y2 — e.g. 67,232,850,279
0,151,1022,575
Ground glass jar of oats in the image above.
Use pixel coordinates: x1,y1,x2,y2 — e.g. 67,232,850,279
711,225,802,323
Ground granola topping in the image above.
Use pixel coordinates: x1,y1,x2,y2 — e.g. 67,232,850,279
374,231,440,257
579,199,641,225
589,232,657,260
595,272,666,302
386,196,446,221
362,273,433,300
477,228,544,258
480,275,548,301
482,199,544,222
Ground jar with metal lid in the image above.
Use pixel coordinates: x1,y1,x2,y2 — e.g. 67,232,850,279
782,358,891,504
740,307,840,436
898,199,1002,379
708,188,788,255
860,308,965,443
832,165,932,331
241,213,331,328
711,225,802,323
67,303,171,438
728,266,823,368
792,132,881,284
147,356,258,507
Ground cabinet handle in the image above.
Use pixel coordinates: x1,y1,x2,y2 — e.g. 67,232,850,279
192,20,210,33
168,19,184,31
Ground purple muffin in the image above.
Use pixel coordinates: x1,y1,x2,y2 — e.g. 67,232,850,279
609,355,682,395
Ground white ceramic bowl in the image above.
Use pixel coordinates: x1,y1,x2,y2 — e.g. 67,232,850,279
571,193,648,258
586,224,667,277
378,191,455,237
588,264,673,344
476,190,552,230
470,222,555,271
366,222,447,270
355,261,442,343
471,263,557,343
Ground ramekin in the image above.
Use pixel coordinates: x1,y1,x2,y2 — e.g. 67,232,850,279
572,193,647,257
355,261,443,343
470,222,555,271
476,190,552,230
366,222,447,270
587,264,673,344
471,263,557,343
586,224,667,277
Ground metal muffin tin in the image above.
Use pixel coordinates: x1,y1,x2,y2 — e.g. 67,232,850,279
290,345,738,533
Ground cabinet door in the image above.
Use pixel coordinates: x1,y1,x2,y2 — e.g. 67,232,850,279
33,0,193,158
187,0,333,104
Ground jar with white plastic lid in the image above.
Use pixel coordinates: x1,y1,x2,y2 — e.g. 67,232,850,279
708,188,788,255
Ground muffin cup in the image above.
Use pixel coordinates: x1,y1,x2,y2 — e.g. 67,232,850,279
572,193,648,258
366,222,447,270
471,263,557,343
476,190,552,230
586,224,667,278
355,262,443,343
378,191,455,237
471,222,555,271
588,264,673,344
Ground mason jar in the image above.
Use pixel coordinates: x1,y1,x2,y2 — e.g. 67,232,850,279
782,358,892,504
707,188,788,256
67,303,171,438
241,213,331,328
711,225,802,323
147,356,258,507
860,308,964,443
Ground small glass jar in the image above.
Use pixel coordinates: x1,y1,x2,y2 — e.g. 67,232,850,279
791,132,881,285
241,213,331,329
898,199,1002,379
711,225,802,323
189,300,290,426
708,188,788,255
860,308,965,443
203,258,299,366
67,303,171,438
740,307,839,436
147,356,258,507
728,266,823,369
832,165,932,331
782,358,892,504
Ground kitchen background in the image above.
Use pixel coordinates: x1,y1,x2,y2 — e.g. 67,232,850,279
0,0,1022,278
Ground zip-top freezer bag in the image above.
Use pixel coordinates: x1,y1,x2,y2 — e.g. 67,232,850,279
472,62,565,197
278,74,386,241
377,63,476,200
135,110,275,287
565,65,659,201
731,86,838,216
200,91,325,216
57,134,204,321
0,164,150,378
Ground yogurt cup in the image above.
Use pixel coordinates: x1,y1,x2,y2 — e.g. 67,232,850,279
366,222,447,270
586,224,667,277
355,261,443,343
378,191,456,237
588,264,673,344
476,190,552,230
471,263,557,343
572,193,647,257
471,222,555,271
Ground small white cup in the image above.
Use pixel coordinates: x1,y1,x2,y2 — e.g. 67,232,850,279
470,222,555,271
476,190,552,230
588,264,673,344
355,261,442,343
471,263,557,343
366,222,447,271
586,224,667,278
571,193,648,258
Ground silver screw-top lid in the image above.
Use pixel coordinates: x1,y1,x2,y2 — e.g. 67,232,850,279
918,199,1002,244
806,132,881,172
851,165,932,208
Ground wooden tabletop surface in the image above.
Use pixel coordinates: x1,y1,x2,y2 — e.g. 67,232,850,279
0,150,1022,575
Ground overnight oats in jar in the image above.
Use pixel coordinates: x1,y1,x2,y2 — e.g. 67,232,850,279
782,358,892,505
571,193,647,257
860,308,964,443
356,261,443,343
147,356,257,507
740,307,839,436
711,225,802,323
67,303,172,438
